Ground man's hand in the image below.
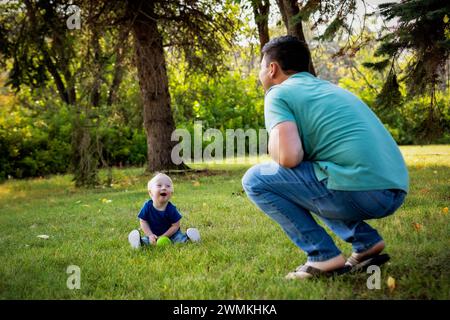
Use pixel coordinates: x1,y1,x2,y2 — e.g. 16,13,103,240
268,121,304,168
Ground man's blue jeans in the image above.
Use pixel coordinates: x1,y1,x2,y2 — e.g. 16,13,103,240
242,161,406,262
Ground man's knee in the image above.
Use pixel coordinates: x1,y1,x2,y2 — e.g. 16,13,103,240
242,164,262,193
242,163,279,193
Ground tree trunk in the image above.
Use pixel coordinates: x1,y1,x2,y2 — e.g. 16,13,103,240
131,2,182,172
276,0,316,76
108,49,125,106
107,26,129,107
251,0,270,56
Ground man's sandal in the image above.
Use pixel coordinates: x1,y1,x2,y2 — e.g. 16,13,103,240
285,264,351,280
346,253,390,273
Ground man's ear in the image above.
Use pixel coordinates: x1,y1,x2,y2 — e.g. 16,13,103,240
269,62,279,79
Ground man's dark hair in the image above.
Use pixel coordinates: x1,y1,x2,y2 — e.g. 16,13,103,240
261,36,311,74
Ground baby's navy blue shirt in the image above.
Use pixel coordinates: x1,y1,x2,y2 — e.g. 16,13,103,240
138,200,182,236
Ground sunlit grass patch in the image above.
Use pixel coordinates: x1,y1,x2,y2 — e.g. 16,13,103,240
0,145,448,299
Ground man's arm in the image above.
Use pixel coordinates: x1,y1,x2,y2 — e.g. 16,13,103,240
160,220,180,238
139,218,157,244
268,121,304,168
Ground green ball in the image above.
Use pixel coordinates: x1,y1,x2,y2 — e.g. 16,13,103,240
156,236,172,246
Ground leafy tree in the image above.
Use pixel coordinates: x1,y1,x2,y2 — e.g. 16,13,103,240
249,0,271,54
0,0,120,186
1,0,238,183
77,0,237,172
246,0,373,76
365,0,450,141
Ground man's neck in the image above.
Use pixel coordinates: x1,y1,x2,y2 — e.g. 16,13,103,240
270,72,296,88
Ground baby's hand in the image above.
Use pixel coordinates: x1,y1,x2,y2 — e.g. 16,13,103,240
149,234,158,245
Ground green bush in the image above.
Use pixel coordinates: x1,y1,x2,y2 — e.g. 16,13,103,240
0,101,148,181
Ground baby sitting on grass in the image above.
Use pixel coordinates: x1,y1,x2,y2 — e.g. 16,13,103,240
128,173,200,248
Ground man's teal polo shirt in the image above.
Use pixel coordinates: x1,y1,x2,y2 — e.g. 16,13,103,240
264,72,409,192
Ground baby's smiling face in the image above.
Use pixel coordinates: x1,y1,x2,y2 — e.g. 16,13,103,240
148,174,173,205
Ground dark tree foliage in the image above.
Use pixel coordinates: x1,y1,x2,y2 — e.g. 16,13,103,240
0,0,77,104
0,0,108,186
375,0,450,96
365,0,450,141
274,0,366,76
77,0,237,173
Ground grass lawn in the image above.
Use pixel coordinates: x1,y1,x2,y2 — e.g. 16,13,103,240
0,145,449,299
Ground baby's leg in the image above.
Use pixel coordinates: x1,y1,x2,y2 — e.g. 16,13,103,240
141,235,150,245
169,229,189,243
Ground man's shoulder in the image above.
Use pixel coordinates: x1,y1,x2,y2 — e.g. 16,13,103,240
266,73,321,99
266,83,287,98
264,85,292,111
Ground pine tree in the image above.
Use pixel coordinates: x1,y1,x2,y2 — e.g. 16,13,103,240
366,0,450,141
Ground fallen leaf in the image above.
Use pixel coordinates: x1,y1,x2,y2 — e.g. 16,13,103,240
387,276,396,292
442,207,448,214
75,200,81,204
37,235,50,239
101,198,112,203
192,181,200,187
412,222,422,232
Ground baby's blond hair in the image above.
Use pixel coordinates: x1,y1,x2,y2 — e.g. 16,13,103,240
147,173,173,190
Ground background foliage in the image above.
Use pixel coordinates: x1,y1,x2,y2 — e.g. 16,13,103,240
1,1,449,181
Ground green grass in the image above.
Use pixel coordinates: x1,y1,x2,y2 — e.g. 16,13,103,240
0,145,449,299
